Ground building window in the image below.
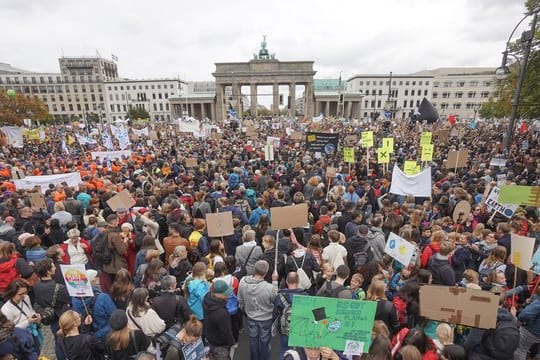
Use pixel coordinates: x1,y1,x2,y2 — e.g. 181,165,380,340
370,100,375,108
158,93,162,99
120,86,124,90
432,92,438,99
412,81,416,85
403,100,407,108
152,93,156,100
365,90,370,95
442,92,450,98
115,94,119,101
123,105,126,112
468,91,476,98
85,104,89,111
443,81,452,87
424,90,428,96
405,81,410,86
455,92,463,98
359,81,363,86
366,81,370,86
481,91,490,98
433,81,439,87
76,104,81,111
453,103,462,109
482,81,492,87
411,90,415,96
127,86,130,90
121,94,125,101
164,93,168,99
364,100,369,108
456,81,465,87
166,103,169,111
159,103,163,111
110,105,114,111
409,100,414,107
153,103,157,111
117,104,121,112
108,86,112,91
469,81,479,87
399,81,403,86
114,86,118,90
466,103,474,109
61,104,65,111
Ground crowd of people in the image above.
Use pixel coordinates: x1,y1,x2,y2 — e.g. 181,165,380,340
0,115,538,360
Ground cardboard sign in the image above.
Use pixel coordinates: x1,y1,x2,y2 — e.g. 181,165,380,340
499,185,540,206
435,129,449,144
264,145,274,161
420,132,432,146
290,131,303,141
382,137,394,152
343,147,355,163
452,200,471,224
404,161,420,175
106,189,136,212
60,264,94,297
28,192,47,210
361,131,373,148
419,285,499,329
270,203,309,230
377,147,390,164
484,186,518,218
489,158,507,167
344,134,358,145
289,295,377,354
326,167,337,178
496,174,507,187
206,212,234,237
421,144,434,162
510,233,535,271
445,150,469,169
185,158,198,168
384,232,416,266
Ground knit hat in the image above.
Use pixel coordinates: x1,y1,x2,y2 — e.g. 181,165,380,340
66,228,80,238
86,269,98,283
212,279,233,297
358,225,369,236
109,309,128,331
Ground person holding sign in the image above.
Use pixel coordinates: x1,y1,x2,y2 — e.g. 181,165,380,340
162,315,205,360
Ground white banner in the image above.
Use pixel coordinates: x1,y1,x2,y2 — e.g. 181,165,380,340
102,131,114,150
75,134,97,146
90,150,132,160
1,126,24,148
14,172,82,193
384,232,416,266
60,264,94,297
510,233,535,271
389,164,432,197
178,117,200,133
132,127,149,137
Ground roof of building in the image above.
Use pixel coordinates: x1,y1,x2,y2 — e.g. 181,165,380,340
314,79,346,91
0,62,33,74
412,67,496,76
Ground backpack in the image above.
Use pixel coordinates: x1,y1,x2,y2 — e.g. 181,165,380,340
193,202,204,219
481,317,520,359
34,284,60,326
154,323,182,355
225,277,239,315
353,243,374,270
0,256,19,292
292,255,312,290
91,231,113,265
392,296,408,326
320,280,346,298
204,194,217,213
279,293,293,335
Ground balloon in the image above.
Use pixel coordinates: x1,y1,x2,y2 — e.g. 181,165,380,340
6,89,15,98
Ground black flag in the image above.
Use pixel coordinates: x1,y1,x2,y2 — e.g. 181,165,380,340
416,97,439,123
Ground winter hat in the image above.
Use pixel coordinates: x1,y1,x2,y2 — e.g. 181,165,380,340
109,309,128,331
212,279,233,297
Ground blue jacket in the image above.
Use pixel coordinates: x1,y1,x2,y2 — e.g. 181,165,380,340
72,287,102,315
0,327,38,360
222,205,248,226
187,279,210,320
518,298,540,336
91,292,117,340
249,207,270,226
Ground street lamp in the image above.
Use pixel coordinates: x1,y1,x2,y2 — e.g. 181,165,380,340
497,7,540,154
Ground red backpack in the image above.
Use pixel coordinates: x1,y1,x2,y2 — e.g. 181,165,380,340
0,255,19,292
393,295,408,326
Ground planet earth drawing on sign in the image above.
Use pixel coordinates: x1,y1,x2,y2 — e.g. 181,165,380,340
64,269,88,290
324,143,336,154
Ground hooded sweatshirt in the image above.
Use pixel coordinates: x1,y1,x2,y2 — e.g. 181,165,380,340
428,253,455,286
366,226,386,262
238,275,278,321
202,293,235,347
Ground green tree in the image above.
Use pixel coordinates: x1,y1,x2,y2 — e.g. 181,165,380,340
127,107,150,120
0,90,50,125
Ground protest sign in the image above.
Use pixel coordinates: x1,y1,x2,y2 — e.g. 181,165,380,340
343,147,355,163
445,150,469,169
499,185,540,206
420,132,432,146
532,247,540,273
28,192,47,210
90,150,132,160
290,131,303,141
420,286,499,329
14,172,82,194
60,264,94,297
181,338,205,360
185,158,198,168
326,167,337,178
404,161,420,175
435,129,449,144
510,233,535,271
206,212,234,237
264,145,274,161
453,200,471,224
344,134,358,145
288,295,377,354
361,131,373,148
382,137,394,152
496,174,507,187
270,203,308,230
421,144,434,162
489,158,507,167
106,189,136,212
485,186,518,218
306,132,339,154
377,147,390,164
384,232,416,266
389,164,432,197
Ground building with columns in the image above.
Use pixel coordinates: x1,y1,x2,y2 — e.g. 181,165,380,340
313,79,363,118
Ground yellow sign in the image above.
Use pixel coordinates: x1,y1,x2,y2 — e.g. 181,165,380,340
420,132,432,146
343,147,355,163
421,144,434,162
23,129,41,141
377,147,390,164
382,137,394,152
404,161,421,175
361,131,374,148
307,135,316,142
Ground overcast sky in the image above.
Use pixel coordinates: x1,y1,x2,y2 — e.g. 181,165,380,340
0,0,529,82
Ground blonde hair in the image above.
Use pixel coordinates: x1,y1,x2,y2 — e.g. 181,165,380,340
57,310,79,337
399,345,422,360
107,326,130,351
367,280,386,300
436,323,454,345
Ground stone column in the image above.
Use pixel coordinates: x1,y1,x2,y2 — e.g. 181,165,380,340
232,83,241,117
289,83,296,116
190,103,195,118
326,101,330,116
346,101,352,118
201,103,206,119
250,84,257,117
215,84,224,121
210,102,215,122
273,82,280,115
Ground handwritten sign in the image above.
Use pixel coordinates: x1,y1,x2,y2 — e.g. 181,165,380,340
485,186,518,218
510,233,535,271
185,158,198,168
421,144,434,162
404,161,420,175
270,203,309,230
343,147,355,163
384,232,416,266
206,212,234,237
382,137,394,152
106,189,136,212
377,147,390,164
499,185,540,206
420,132,432,146
60,264,94,297
420,286,499,329
289,295,377,353
361,131,373,148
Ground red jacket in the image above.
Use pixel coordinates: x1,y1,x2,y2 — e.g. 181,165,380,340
60,238,92,264
420,243,441,268
391,328,438,360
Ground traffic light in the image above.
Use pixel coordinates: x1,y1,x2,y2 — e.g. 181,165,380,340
279,94,283,105
339,94,344,103
287,96,291,109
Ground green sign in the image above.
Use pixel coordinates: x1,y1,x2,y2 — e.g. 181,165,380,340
288,295,377,353
420,132,432,146
361,131,373,148
498,185,540,206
